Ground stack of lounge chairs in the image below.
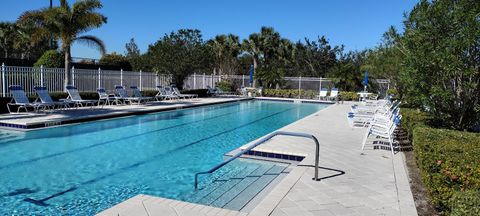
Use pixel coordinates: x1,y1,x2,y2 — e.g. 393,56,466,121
347,99,403,154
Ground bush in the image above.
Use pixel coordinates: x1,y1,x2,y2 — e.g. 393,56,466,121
339,91,359,101
401,108,430,137
216,80,234,91
34,50,64,68
450,190,480,216
99,52,132,71
413,126,480,214
181,89,209,97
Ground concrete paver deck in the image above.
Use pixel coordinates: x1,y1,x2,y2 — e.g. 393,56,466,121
247,103,417,216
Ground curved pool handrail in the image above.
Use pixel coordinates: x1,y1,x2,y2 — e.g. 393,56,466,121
194,131,320,189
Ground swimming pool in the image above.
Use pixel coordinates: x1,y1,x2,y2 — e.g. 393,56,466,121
0,100,327,215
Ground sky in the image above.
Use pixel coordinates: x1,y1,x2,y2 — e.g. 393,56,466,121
1,0,417,59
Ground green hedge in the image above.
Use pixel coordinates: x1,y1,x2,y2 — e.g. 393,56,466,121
262,89,359,100
450,190,480,216
402,108,480,214
401,108,430,137
339,91,359,101
181,89,209,97
413,126,480,214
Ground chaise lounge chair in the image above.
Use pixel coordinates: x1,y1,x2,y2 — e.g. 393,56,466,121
155,86,178,101
65,85,97,108
130,86,153,103
7,85,44,113
172,87,197,99
97,88,119,106
328,88,339,101
318,88,328,100
34,86,70,110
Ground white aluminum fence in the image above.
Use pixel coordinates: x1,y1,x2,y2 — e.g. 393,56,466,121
184,74,334,91
0,64,171,97
184,73,390,98
184,73,335,99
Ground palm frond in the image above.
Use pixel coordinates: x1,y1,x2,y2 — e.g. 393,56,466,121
72,0,103,14
74,35,106,55
60,0,70,10
75,13,107,34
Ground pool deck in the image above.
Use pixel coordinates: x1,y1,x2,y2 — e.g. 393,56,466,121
97,100,417,216
0,97,250,130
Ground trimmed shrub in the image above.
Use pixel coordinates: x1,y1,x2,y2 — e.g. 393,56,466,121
450,190,480,216
413,127,480,213
401,108,430,137
339,91,359,101
216,80,234,91
140,90,158,97
34,50,64,68
181,89,209,97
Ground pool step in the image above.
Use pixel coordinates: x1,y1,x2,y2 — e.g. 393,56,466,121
191,159,289,212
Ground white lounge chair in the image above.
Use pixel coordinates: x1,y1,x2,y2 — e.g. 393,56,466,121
164,86,182,100
65,85,97,108
172,87,197,99
318,88,328,100
361,111,402,155
328,88,339,101
115,85,141,104
97,88,119,106
34,86,70,110
7,85,44,113
155,86,178,101
130,86,153,103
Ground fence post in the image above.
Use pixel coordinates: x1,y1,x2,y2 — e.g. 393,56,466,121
98,67,101,89
120,69,123,86
155,73,158,88
72,66,75,87
1,63,5,97
242,75,245,87
203,73,206,88
139,70,142,90
318,77,322,100
193,73,196,89
298,76,302,99
40,65,44,87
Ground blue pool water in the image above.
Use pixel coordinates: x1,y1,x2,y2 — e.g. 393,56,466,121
0,100,327,215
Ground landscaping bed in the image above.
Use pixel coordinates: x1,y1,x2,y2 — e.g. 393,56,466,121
402,108,480,215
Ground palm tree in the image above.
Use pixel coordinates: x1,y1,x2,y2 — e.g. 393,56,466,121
208,34,241,76
0,22,17,58
19,0,107,87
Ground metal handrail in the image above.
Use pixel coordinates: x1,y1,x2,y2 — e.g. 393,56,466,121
194,131,320,189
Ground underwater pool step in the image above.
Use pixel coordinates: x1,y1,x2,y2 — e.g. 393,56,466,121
196,163,289,211
198,178,244,205
210,176,259,208
223,174,277,211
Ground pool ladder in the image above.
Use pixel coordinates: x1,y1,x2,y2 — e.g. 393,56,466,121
194,131,320,189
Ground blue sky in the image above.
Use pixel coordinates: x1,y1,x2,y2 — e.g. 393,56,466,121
1,0,417,59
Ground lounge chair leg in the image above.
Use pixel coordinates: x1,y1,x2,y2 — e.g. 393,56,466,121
361,126,372,151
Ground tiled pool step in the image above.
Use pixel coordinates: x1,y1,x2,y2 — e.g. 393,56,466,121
186,159,289,212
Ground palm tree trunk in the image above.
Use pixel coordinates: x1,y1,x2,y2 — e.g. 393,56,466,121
64,46,72,88
252,57,257,88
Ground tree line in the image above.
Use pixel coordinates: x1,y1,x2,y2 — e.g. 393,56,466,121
121,27,369,91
